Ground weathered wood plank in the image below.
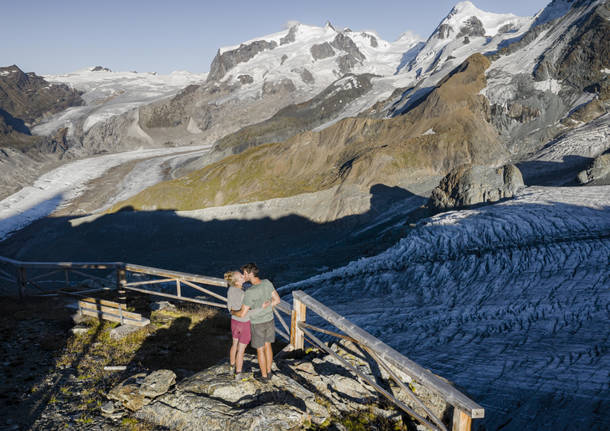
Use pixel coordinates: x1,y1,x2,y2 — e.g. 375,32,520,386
180,279,227,303
290,297,306,350
78,301,142,320
122,285,225,308
124,278,176,287
81,297,127,309
125,264,227,287
292,290,485,419
273,307,291,335
452,408,472,431
363,345,447,431
301,326,440,431
79,308,149,327
276,300,292,315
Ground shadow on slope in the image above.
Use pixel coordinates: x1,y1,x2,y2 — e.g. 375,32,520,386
0,184,428,287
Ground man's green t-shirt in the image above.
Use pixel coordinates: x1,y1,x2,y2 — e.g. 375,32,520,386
243,279,275,324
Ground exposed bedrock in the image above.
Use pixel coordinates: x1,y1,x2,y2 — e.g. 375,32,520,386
429,164,525,210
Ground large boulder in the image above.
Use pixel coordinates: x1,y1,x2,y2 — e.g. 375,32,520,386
577,152,610,185
429,164,524,210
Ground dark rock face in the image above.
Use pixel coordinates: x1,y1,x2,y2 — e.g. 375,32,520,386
91,66,112,72
299,68,315,84
361,32,378,47
280,54,288,65
237,74,253,85
457,16,486,38
534,1,610,93
0,65,83,127
310,42,335,60
435,24,453,39
207,40,278,82
280,26,297,45
337,55,359,75
429,164,524,210
262,78,296,95
331,33,365,61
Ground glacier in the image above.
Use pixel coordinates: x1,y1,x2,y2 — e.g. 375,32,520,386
281,186,610,430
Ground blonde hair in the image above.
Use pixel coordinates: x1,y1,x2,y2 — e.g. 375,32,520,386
224,270,239,287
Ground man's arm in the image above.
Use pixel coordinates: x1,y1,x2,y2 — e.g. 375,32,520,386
271,290,281,307
232,304,250,318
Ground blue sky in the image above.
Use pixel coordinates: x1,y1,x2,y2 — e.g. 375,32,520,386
5,0,551,75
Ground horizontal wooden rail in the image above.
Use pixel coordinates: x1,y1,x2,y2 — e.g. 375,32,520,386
292,290,484,420
125,263,227,287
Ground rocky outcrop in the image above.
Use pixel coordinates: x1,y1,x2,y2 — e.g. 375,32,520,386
310,42,335,60
429,164,524,210
456,16,486,38
280,26,297,45
534,1,610,95
0,65,83,128
577,151,610,185
107,342,449,430
207,40,278,82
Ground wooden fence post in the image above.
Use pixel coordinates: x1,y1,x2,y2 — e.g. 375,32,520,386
290,297,306,350
452,408,472,431
116,266,127,305
17,267,26,300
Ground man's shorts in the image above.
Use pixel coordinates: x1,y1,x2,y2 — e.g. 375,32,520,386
251,319,275,349
231,319,251,345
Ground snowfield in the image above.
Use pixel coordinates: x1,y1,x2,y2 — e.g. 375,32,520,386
32,68,207,135
0,144,212,241
281,185,610,430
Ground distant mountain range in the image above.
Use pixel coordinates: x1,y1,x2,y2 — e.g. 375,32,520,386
0,0,608,211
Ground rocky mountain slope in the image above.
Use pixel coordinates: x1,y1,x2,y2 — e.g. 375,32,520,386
108,0,608,221
113,53,507,219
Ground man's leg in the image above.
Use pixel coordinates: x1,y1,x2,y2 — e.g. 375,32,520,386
264,342,273,374
256,347,268,378
236,342,247,373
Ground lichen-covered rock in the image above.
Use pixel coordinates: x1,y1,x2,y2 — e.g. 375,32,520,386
139,369,176,398
107,373,149,411
429,164,524,210
110,342,450,430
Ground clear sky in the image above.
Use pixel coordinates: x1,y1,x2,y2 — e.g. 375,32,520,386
5,0,552,75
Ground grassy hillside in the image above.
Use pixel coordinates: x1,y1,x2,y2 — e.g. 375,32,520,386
113,54,507,212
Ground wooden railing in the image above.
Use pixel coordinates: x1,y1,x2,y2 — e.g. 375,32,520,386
0,255,484,430
290,291,484,431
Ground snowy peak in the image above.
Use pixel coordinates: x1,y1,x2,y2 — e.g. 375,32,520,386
206,22,423,97
432,1,522,41
398,1,532,78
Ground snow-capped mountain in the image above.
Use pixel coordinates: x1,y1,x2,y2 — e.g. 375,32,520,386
33,67,206,136
206,22,422,98
399,1,532,78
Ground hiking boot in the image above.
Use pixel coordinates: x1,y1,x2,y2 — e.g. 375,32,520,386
229,365,236,376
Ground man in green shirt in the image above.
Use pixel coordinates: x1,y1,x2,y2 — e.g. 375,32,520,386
232,263,280,380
